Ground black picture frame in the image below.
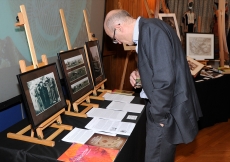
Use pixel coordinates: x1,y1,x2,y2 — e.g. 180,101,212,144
57,47,94,103
85,40,106,86
186,33,214,60
17,63,67,130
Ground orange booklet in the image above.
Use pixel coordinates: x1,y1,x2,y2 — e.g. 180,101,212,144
58,143,119,162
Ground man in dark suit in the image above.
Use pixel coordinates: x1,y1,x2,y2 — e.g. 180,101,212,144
104,10,202,162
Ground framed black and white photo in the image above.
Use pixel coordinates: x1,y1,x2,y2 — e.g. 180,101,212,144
158,13,181,40
58,47,94,103
17,63,67,130
85,40,106,86
186,33,214,60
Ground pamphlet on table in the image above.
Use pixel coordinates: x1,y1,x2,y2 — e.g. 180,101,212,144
86,108,127,121
106,101,144,113
103,93,135,103
85,118,136,136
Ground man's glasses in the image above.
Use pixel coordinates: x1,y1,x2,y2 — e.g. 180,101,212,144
112,29,118,44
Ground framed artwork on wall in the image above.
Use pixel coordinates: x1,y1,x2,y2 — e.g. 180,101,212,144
17,63,67,130
186,33,214,60
158,13,181,40
85,40,106,86
57,47,94,103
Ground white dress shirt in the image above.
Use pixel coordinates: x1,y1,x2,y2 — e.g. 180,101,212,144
133,17,148,99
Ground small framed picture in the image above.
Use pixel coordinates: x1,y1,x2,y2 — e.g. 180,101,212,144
57,47,94,103
187,56,204,76
186,33,214,60
158,13,181,40
17,63,67,130
85,40,106,86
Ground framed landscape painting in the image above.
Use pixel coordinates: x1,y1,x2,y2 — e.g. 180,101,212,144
158,13,181,40
17,63,67,130
58,47,94,103
85,40,106,86
186,33,214,60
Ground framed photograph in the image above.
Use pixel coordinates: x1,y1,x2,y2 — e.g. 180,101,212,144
85,40,106,86
186,33,214,60
58,47,94,103
17,63,67,130
158,13,181,40
187,56,204,76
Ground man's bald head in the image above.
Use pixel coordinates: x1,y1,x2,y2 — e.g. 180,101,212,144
104,9,132,32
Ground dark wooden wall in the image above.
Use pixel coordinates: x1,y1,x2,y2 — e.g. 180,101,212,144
102,0,154,90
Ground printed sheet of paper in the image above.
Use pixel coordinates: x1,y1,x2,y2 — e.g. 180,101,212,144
85,118,136,136
86,108,127,121
106,101,144,113
61,127,94,143
103,93,135,103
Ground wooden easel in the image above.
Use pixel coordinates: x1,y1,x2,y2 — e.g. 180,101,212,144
7,5,72,147
83,9,112,96
216,0,229,67
118,2,136,90
144,0,154,18
15,5,48,72
59,9,100,118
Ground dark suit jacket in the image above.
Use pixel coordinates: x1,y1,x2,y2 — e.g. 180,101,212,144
138,17,202,144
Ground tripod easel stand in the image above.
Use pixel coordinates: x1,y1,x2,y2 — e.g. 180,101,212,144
118,2,136,91
216,0,229,67
83,9,111,97
7,5,72,147
59,9,99,117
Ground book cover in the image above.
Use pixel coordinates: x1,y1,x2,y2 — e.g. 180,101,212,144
85,133,127,150
58,143,119,162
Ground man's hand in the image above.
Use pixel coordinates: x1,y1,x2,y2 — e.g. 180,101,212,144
130,70,140,88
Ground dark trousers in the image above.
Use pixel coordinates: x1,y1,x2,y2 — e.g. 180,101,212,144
145,109,176,162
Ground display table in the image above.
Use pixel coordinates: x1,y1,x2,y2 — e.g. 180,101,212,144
195,74,230,129
1,75,230,161
0,97,146,162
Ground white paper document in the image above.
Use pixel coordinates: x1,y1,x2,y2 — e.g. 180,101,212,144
103,93,135,103
61,127,94,143
127,115,138,120
106,101,144,113
85,118,136,136
86,108,127,121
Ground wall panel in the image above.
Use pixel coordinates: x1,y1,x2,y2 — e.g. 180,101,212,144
103,0,150,91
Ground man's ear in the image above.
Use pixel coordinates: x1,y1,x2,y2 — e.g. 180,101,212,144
114,24,122,32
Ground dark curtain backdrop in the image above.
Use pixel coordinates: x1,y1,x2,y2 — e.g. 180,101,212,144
166,0,230,35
